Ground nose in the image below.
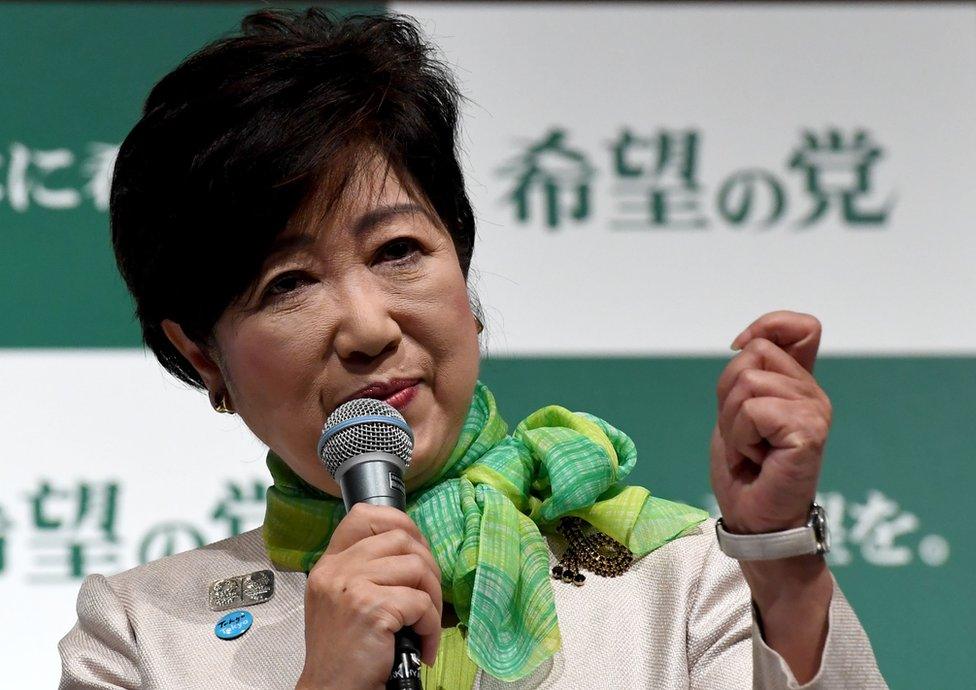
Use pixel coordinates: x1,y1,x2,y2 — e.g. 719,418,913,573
332,281,401,365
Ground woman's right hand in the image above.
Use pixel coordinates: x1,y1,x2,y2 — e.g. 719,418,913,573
296,502,443,690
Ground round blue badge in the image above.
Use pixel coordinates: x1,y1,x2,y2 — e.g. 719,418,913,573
215,610,253,640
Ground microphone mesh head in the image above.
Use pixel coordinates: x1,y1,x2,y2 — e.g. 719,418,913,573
318,398,413,478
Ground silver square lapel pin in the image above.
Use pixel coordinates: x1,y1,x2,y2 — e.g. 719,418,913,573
208,570,275,611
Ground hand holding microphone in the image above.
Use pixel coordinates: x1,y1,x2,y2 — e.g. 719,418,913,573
297,400,438,690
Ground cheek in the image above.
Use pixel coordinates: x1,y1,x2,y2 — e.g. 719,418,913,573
443,288,480,381
410,267,477,374
411,269,480,456
228,325,306,391
216,314,325,434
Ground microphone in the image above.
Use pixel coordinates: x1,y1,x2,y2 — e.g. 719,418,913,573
318,398,423,690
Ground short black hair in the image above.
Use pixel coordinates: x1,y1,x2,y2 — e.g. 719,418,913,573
111,8,475,388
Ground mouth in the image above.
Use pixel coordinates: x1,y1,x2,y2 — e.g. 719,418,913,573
340,378,422,412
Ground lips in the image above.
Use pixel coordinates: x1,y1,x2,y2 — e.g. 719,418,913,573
340,378,421,407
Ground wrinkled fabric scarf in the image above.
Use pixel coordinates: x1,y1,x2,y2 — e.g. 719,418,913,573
263,381,708,681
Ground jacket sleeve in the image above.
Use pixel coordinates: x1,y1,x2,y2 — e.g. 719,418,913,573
687,535,887,689
58,574,142,690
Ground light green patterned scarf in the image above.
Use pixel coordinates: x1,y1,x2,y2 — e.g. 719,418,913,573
263,381,707,681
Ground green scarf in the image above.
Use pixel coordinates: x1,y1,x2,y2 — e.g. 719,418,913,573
263,382,707,681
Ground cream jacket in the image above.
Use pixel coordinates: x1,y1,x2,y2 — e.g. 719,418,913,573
59,519,886,689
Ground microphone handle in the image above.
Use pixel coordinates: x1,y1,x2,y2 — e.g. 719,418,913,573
387,628,423,690
337,454,423,690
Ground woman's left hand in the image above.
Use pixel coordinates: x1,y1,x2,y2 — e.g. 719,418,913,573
710,311,835,683
710,310,832,534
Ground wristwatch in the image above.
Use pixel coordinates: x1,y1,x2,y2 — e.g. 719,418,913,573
714,503,830,561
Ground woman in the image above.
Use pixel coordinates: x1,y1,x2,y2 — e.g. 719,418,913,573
59,8,885,689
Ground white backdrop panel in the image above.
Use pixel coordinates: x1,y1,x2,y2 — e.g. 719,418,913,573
0,351,265,686
393,2,976,355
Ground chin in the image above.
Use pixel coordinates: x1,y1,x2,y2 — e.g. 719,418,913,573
406,453,434,481
404,448,442,489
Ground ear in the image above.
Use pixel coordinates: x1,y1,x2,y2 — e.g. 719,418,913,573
161,319,226,394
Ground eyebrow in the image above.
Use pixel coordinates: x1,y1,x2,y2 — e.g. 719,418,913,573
353,202,428,237
266,202,428,260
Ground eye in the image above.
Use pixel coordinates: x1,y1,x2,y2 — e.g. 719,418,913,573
262,271,312,300
375,237,421,265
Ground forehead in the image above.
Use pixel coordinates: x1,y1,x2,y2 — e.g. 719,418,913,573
289,150,425,241
257,151,438,266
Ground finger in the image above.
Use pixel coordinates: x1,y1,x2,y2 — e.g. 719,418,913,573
362,554,443,621
729,398,771,465
719,368,820,442
375,585,442,666
342,529,440,580
730,311,822,373
710,421,752,481
326,503,430,554
730,397,828,466
717,338,816,404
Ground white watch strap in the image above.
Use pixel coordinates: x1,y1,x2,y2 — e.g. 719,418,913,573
714,519,819,560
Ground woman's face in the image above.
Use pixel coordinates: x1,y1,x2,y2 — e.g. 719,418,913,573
209,154,480,495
